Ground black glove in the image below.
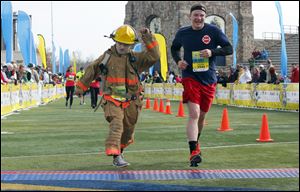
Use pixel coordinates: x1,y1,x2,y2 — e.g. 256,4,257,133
99,64,108,75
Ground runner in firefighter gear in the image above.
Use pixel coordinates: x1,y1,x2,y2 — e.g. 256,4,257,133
76,25,160,167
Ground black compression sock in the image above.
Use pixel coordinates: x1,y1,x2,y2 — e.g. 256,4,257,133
189,141,197,154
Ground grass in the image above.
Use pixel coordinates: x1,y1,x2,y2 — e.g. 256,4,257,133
1,97,299,191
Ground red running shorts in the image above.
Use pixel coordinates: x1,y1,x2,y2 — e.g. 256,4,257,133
182,77,216,112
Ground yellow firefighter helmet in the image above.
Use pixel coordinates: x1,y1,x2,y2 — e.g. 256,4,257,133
110,25,138,45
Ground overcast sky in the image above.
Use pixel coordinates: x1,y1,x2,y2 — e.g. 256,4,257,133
10,1,299,61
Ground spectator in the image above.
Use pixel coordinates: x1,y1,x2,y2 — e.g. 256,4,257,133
11,63,18,82
90,75,101,109
152,71,162,83
142,71,152,83
258,65,267,83
217,69,228,87
28,63,39,83
76,67,87,105
260,48,269,60
17,64,29,83
65,66,76,108
52,74,60,85
266,59,274,83
57,72,63,84
252,47,261,60
42,69,50,84
1,64,11,84
167,71,175,83
251,67,260,83
239,66,252,83
267,66,278,84
5,63,13,79
228,67,237,83
290,63,299,83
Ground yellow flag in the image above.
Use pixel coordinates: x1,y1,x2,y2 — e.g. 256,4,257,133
37,34,47,69
73,52,76,74
154,33,168,81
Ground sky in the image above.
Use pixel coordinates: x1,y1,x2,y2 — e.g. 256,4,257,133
9,1,300,61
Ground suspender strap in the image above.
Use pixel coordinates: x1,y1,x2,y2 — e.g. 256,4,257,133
102,53,110,65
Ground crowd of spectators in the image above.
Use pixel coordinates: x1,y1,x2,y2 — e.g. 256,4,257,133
251,47,269,61
140,70,182,84
217,59,299,87
1,61,64,86
2,60,298,88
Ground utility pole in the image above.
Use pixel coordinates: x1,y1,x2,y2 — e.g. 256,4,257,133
51,1,54,44
51,1,56,73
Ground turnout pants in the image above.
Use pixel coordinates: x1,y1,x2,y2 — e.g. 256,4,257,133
102,100,139,155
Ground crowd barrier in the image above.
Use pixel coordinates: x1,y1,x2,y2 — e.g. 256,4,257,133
143,83,299,111
1,83,65,116
1,83,298,116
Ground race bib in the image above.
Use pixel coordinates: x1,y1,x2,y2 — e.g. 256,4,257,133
192,51,209,72
68,75,75,81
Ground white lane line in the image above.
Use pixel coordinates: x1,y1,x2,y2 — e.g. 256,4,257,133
1,141,298,159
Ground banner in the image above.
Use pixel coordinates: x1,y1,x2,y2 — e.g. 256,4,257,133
30,83,39,106
17,11,31,66
22,84,31,109
10,84,21,111
284,83,299,110
37,34,47,69
52,41,56,74
173,83,183,101
1,83,65,116
275,1,288,80
154,33,168,81
73,52,77,74
232,84,254,107
1,1,13,63
255,84,283,109
152,83,164,99
133,43,142,53
30,31,37,66
1,84,12,115
64,49,70,73
144,83,152,99
229,12,238,69
215,84,231,105
59,47,64,73
164,83,173,100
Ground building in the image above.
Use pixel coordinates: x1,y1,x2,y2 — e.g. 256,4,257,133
124,1,299,75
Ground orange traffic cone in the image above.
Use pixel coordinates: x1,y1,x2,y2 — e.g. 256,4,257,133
176,100,185,117
159,99,164,113
256,113,273,142
153,98,159,111
165,99,173,114
217,108,233,131
144,98,151,109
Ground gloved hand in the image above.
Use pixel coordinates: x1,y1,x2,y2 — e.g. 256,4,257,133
140,28,153,43
99,64,108,75
140,27,150,34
